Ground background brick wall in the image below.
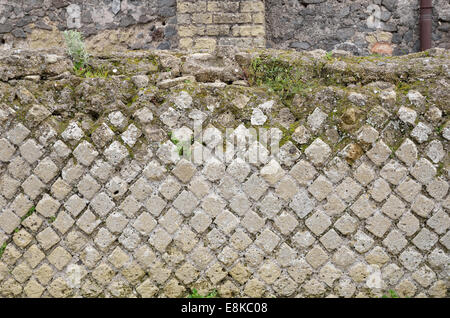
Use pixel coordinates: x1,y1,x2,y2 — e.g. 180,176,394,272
0,0,448,55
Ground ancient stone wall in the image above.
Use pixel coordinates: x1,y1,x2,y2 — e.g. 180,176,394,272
0,1,449,55
0,48,448,298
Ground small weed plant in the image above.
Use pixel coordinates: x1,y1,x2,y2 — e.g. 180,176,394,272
249,56,307,100
188,289,218,298
63,30,89,71
382,290,400,298
75,65,109,79
0,242,7,259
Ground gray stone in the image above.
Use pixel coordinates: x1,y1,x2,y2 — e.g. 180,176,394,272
251,108,267,126
399,248,423,271
73,141,98,166
131,75,148,89
291,125,311,144
411,158,436,184
397,106,417,125
407,90,425,106
19,139,43,164
411,122,432,144
367,140,391,166
121,124,142,147
289,188,315,218
61,122,84,142
108,111,127,129
305,138,331,166
105,141,129,166
290,160,317,185
427,210,450,235
395,139,417,166
412,228,438,251
307,108,327,132
425,141,445,163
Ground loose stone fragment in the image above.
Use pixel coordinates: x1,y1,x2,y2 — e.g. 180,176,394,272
411,122,432,143
398,106,417,125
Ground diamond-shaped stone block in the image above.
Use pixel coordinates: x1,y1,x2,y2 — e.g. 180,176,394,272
308,175,333,201
73,141,99,166
0,210,21,234
255,229,280,253
304,138,331,166
243,174,269,201
105,141,129,166
172,159,196,183
36,194,61,218
90,192,115,217
367,140,391,166
289,188,315,219
305,211,331,236
20,139,43,164
366,213,392,238
0,138,16,162
172,190,198,216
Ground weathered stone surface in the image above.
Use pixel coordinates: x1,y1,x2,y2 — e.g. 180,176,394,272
395,139,417,166
308,175,333,201
366,213,392,238
398,106,417,125
260,159,285,186
367,140,391,166
0,48,446,299
411,122,432,144
0,138,16,162
305,138,331,166
411,159,436,184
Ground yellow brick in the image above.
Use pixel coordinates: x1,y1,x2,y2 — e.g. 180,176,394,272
253,12,265,24
252,25,265,37
178,26,196,37
213,13,252,24
192,13,213,24
196,26,206,36
206,25,230,36
232,25,250,37
241,1,265,13
180,26,205,36
179,37,193,50
218,37,253,47
231,25,240,37
194,38,217,51
177,13,191,25
177,1,207,13
232,25,265,37
207,1,240,12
